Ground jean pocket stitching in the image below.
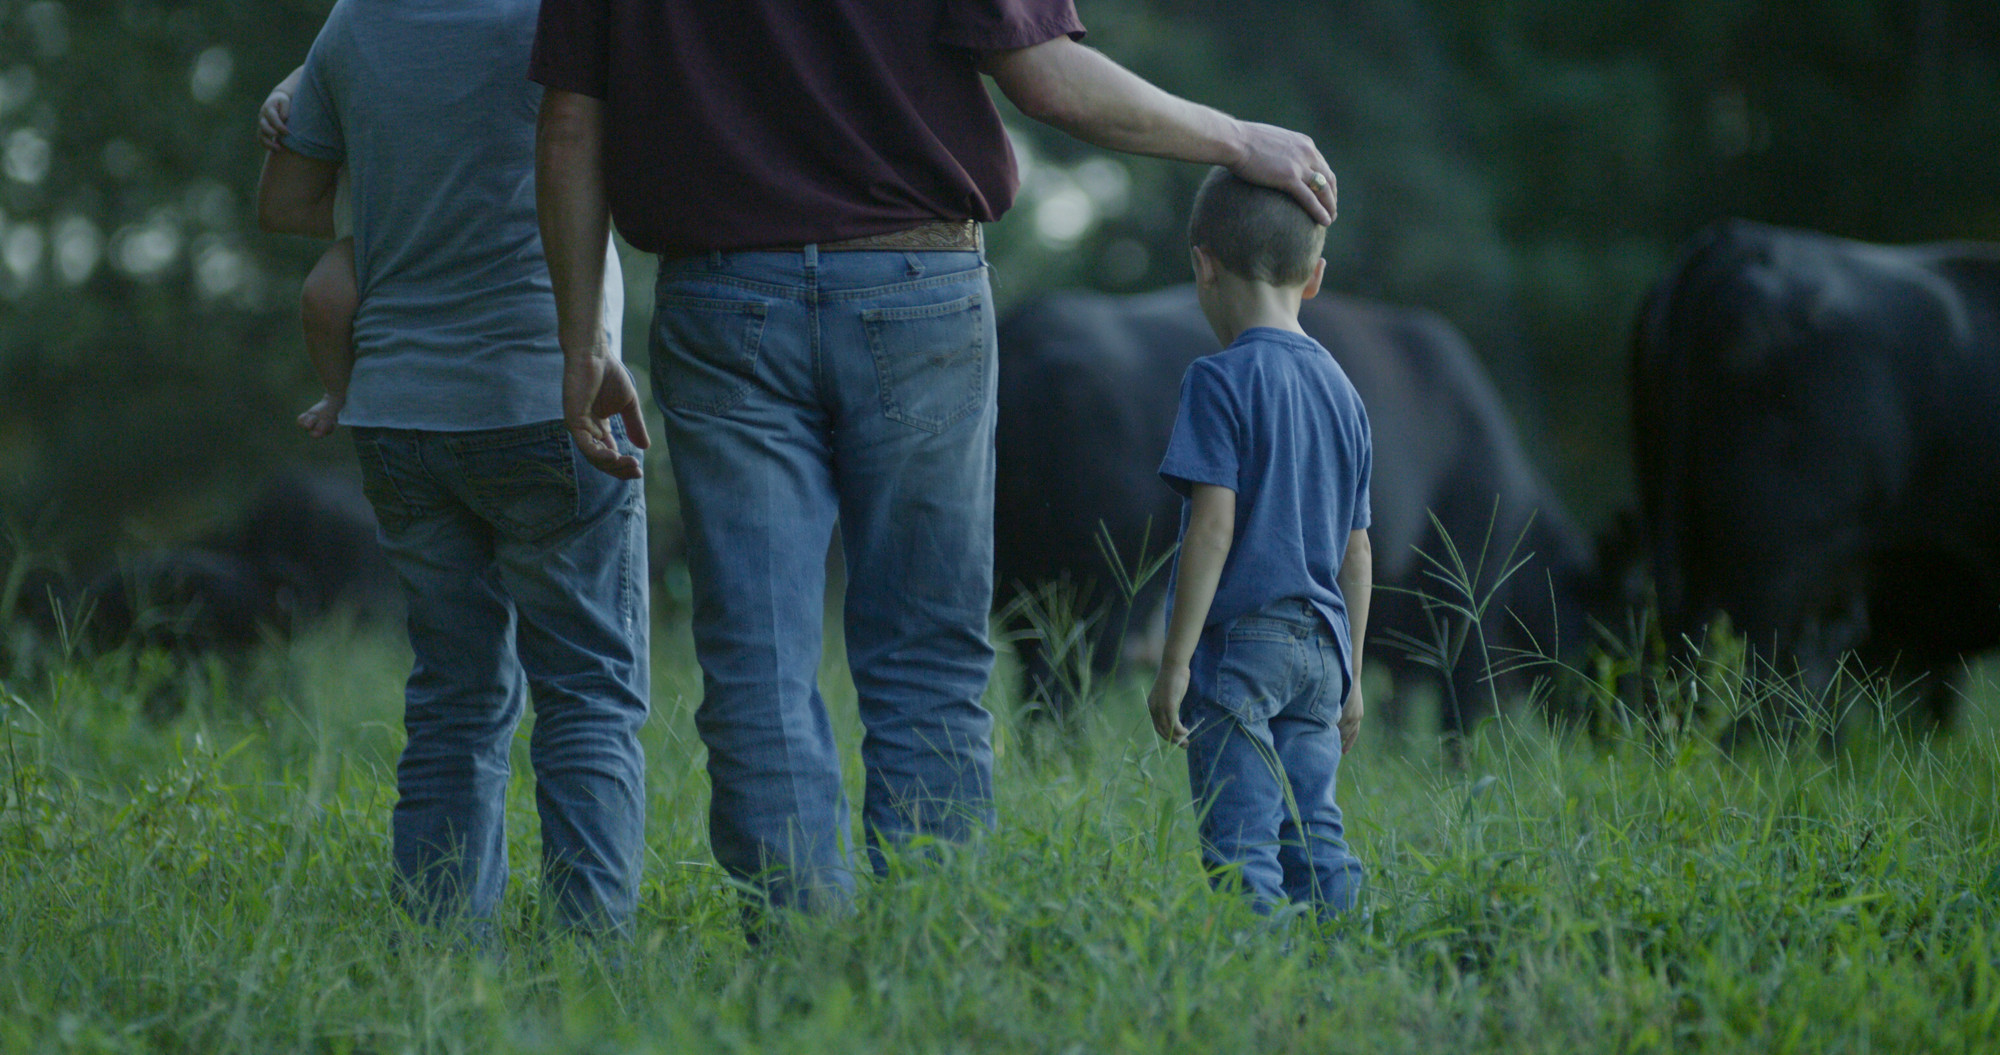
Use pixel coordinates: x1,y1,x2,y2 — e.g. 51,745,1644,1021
653,297,770,415
828,263,989,303
1299,641,1341,725
1213,633,1297,724
1225,625,1296,644
445,419,567,454
458,432,581,542
862,291,987,433
352,434,416,534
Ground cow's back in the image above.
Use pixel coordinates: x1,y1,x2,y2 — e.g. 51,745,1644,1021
1632,219,2000,718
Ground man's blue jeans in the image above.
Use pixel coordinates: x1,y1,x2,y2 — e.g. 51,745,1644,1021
651,245,998,910
351,420,650,932
1184,600,1364,918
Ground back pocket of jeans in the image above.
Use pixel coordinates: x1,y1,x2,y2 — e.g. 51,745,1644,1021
450,422,580,543
862,291,988,433
1213,628,1299,724
351,433,416,535
652,295,769,414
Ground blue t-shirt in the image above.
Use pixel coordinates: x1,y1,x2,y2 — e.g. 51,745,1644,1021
1158,326,1373,684
283,0,622,431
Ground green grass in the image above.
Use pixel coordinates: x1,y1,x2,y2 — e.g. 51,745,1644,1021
5,613,2000,1054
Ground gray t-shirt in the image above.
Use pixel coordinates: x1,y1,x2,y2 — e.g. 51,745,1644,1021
284,0,621,431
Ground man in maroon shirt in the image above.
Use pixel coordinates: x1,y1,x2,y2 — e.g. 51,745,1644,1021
532,0,1337,915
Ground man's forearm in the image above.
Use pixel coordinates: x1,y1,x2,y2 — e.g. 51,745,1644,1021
983,37,1335,224
537,89,612,362
985,40,1242,167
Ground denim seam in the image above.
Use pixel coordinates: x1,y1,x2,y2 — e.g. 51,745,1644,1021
857,291,984,323
809,258,825,406
619,486,642,648
656,294,774,312
443,419,568,454
354,433,418,526
822,264,990,304
1318,638,1346,724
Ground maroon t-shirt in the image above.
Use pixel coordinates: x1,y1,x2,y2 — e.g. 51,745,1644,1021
530,0,1085,253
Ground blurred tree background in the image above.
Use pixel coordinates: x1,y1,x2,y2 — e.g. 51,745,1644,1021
2,0,1997,570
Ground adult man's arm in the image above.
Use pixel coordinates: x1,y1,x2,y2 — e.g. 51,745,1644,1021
256,148,340,239
980,38,1336,224
536,87,649,480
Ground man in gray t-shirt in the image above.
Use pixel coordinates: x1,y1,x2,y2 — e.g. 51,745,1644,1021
257,0,651,936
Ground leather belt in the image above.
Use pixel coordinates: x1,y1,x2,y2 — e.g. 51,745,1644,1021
660,220,981,260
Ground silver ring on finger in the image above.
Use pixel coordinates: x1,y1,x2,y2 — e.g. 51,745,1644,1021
1307,171,1329,191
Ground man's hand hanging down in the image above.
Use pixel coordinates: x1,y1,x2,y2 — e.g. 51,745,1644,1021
564,354,650,480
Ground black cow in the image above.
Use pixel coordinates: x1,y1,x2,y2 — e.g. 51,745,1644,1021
995,285,1593,741
78,470,398,658
227,471,398,624
85,547,282,657
36,470,402,719
1631,218,2000,732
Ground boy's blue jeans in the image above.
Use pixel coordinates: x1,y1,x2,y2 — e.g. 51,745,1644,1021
651,245,998,911
351,420,650,933
1185,599,1364,918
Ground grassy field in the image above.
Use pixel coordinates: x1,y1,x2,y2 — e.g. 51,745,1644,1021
4,611,2000,1054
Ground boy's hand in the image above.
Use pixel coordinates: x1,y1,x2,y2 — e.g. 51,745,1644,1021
1148,665,1191,746
1339,681,1364,754
259,89,292,152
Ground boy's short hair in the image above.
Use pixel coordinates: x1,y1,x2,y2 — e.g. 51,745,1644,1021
1187,166,1326,286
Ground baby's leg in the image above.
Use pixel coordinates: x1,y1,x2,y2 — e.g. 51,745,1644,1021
297,238,356,438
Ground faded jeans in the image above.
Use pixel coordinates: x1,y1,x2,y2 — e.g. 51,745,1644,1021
352,420,649,932
1184,599,1364,918
652,244,998,911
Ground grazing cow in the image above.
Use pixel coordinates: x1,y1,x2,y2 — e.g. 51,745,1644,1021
995,285,1593,741
77,470,399,658
84,547,282,657
1631,218,2000,731
227,471,398,624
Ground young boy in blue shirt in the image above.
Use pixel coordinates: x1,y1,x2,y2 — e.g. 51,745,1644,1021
1148,167,1373,918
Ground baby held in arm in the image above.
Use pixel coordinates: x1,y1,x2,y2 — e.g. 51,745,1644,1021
260,65,356,439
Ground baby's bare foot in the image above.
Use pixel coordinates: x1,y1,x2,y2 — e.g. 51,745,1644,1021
297,395,344,439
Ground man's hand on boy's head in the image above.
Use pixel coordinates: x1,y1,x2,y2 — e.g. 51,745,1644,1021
1339,682,1364,754
1148,665,1191,746
258,89,292,153
1228,121,1336,225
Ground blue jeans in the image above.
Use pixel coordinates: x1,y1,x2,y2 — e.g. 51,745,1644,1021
651,245,998,911
351,420,650,932
1185,600,1363,918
